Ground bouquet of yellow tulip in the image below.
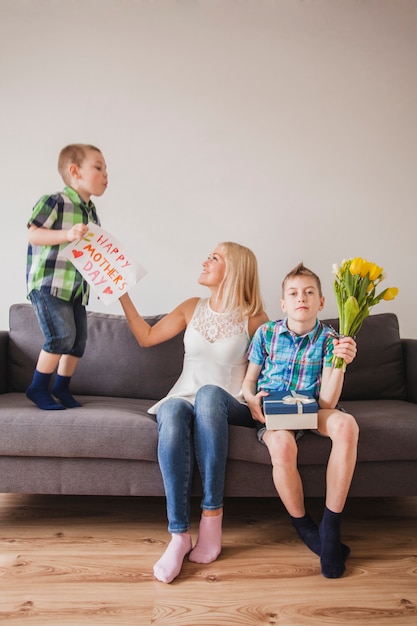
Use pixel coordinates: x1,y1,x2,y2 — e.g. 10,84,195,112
332,257,398,369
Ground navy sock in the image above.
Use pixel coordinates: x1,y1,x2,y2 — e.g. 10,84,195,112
26,370,66,410
319,506,347,578
291,512,351,561
52,374,81,408
291,512,321,555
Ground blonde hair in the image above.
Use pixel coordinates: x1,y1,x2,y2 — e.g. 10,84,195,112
58,144,102,185
282,262,323,297
214,242,264,320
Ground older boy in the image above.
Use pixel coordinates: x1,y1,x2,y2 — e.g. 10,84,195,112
243,262,359,578
26,144,107,410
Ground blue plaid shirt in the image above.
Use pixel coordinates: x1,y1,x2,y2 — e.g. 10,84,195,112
247,318,335,399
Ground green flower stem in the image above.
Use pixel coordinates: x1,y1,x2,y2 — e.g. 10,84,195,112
333,355,347,371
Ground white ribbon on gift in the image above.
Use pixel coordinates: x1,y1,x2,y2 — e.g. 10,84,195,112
280,391,316,414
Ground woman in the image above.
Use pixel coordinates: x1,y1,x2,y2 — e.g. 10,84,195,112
119,242,268,583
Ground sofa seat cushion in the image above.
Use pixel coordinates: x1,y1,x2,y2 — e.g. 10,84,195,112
342,399,417,462
1,395,415,467
0,394,158,462
227,399,417,466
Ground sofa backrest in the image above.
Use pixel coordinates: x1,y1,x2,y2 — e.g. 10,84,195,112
322,313,407,401
8,304,407,402
8,303,184,400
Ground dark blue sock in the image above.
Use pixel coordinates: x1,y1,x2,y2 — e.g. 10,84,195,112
291,512,321,555
291,511,351,561
319,506,347,578
52,374,81,408
26,370,66,410
290,513,350,561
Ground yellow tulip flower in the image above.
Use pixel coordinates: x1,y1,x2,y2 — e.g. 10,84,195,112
368,263,383,281
383,287,399,301
349,257,364,276
333,256,398,369
360,261,372,278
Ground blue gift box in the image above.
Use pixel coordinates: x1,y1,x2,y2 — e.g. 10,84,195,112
262,390,318,430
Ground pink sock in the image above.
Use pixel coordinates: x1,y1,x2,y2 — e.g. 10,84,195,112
189,512,223,564
153,533,192,584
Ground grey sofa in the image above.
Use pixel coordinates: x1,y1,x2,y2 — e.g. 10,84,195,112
0,303,416,498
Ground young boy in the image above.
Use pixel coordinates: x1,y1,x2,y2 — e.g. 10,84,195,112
242,262,359,578
26,144,108,410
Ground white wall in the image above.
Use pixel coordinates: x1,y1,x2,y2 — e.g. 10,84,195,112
1,0,416,337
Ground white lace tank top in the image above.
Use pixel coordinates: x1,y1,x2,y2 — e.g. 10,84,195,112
148,298,250,414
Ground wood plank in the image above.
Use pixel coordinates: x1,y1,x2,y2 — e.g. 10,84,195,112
1,495,416,625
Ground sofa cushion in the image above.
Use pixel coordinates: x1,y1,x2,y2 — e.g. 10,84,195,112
0,394,159,461
72,311,184,400
8,304,184,400
341,399,417,462
322,313,406,401
9,306,405,403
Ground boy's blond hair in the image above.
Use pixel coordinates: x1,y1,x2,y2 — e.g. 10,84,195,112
214,242,264,320
282,262,323,297
58,144,101,185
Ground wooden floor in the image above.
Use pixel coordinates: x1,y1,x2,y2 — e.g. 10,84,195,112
0,494,416,625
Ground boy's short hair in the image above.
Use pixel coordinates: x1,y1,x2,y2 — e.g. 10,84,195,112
58,144,101,185
282,262,323,297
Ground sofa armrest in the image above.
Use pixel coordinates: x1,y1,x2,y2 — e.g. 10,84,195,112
0,330,9,393
402,338,417,404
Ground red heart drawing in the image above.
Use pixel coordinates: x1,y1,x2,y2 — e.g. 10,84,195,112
72,250,83,259
103,287,113,295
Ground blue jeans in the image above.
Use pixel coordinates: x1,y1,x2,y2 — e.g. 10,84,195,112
28,288,87,357
156,384,254,534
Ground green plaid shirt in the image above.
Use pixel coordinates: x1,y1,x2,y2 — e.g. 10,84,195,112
26,186,101,304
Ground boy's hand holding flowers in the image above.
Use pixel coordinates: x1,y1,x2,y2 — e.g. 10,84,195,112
332,336,357,371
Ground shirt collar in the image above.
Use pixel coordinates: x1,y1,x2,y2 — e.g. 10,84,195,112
280,317,321,342
64,185,93,209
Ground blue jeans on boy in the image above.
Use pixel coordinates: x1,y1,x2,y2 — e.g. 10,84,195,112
28,287,87,356
156,384,254,534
